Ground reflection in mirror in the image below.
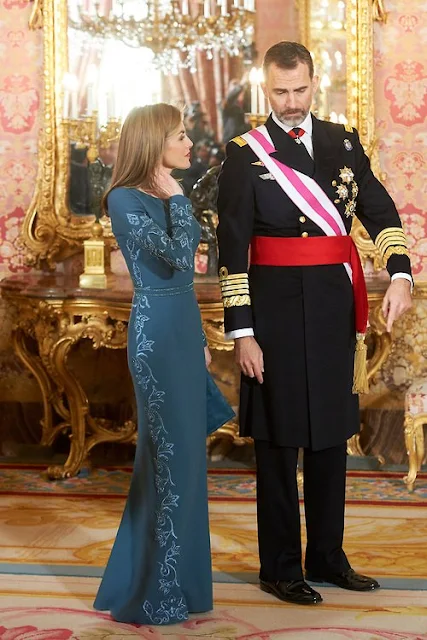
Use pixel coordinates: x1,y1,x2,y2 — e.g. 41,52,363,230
310,0,347,124
64,1,162,216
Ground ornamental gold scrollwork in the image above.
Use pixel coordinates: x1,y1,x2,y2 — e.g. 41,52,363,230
347,294,392,458
201,306,235,352
365,299,393,384
29,0,44,30
403,413,426,492
372,0,387,23
10,295,136,479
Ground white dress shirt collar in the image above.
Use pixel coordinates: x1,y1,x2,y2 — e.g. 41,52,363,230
271,111,313,138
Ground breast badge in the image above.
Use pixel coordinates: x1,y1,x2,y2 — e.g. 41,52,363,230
259,172,276,180
334,166,358,217
339,166,354,184
343,138,353,151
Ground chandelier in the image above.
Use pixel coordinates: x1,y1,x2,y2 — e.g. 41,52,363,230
69,0,256,73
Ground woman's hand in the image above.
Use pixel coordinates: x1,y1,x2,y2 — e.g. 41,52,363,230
204,345,212,368
155,167,183,198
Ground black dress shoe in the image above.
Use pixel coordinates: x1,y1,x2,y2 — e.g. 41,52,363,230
260,579,323,605
305,568,380,591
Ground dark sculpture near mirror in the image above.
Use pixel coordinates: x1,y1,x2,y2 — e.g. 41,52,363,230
69,145,90,214
88,158,113,221
69,149,113,220
190,165,221,277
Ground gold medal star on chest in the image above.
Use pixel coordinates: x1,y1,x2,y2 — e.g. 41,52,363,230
333,166,358,217
336,184,349,199
339,166,354,184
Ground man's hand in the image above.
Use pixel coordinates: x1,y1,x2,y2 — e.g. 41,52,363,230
235,336,264,384
382,278,412,332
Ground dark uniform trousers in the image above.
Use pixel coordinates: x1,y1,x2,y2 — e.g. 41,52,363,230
255,440,350,582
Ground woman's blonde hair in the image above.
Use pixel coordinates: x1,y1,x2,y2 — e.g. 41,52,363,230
102,103,182,215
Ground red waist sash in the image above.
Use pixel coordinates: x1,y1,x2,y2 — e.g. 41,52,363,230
250,235,368,335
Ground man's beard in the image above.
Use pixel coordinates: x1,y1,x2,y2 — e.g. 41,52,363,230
275,109,308,128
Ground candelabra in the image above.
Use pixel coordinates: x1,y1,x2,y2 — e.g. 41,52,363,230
247,66,269,128
247,113,268,128
63,114,121,164
69,0,256,73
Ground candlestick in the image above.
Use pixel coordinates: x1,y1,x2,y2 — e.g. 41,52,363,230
107,92,115,119
258,85,265,115
71,91,78,119
63,89,69,119
87,84,94,114
249,66,258,113
257,68,265,114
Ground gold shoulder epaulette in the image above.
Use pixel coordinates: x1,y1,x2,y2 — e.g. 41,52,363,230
231,135,247,147
344,124,354,133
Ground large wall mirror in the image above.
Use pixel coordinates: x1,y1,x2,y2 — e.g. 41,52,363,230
23,0,383,269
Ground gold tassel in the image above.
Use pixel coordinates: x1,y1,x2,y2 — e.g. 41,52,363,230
352,333,369,394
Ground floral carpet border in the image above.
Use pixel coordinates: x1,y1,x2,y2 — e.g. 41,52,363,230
0,465,426,505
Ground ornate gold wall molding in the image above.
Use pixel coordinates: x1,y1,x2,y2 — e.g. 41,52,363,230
373,0,387,23
29,0,44,30
297,0,311,50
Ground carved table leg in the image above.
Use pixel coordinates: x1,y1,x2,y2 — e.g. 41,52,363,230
47,336,89,479
12,328,56,446
403,414,426,492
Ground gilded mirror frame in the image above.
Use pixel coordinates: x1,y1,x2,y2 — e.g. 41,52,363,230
300,0,387,270
25,0,115,269
23,0,387,269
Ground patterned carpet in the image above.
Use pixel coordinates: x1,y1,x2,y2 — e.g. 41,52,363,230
1,464,426,503
0,464,426,639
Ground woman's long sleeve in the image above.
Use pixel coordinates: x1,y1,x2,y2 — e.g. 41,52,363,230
109,189,195,271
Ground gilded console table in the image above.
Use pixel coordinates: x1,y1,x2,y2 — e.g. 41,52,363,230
0,274,391,478
0,274,234,479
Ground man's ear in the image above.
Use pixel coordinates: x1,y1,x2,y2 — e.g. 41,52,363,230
312,74,320,94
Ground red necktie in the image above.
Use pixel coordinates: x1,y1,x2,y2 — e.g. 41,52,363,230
288,128,305,144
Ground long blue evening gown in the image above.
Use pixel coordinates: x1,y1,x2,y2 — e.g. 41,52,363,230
94,187,232,625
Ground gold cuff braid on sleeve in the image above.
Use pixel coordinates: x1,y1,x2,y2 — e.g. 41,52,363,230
222,295,251,308
374,227,409,264
382,246,410,263
219,266,251,307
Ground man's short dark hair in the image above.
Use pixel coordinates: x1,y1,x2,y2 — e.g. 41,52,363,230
263,41,314,79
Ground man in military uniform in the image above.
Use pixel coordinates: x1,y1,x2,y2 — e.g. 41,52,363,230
216,41,412,606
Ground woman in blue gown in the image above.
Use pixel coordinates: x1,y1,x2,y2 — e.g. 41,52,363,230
94,104,233,625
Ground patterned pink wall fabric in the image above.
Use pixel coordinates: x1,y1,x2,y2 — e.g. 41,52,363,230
374,0,427,278
0,0,42,277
